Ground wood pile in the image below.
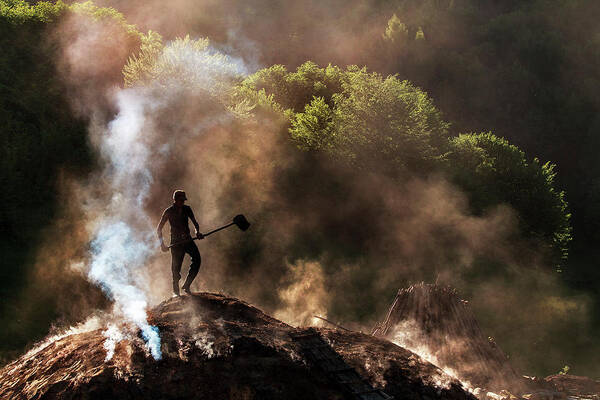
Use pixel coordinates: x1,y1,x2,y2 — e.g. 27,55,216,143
372,283,525,394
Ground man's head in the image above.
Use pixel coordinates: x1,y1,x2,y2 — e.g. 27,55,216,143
173,190,187,206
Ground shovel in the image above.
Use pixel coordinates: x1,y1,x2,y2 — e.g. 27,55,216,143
168,214,250,248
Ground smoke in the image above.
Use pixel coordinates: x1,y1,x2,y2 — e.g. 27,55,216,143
103,323,126,361
193,331,217,359
91,0,392,68
44,9,251,360
389,320,465,382
85,41,246,359
75,84,169,360
89,221,160,360
273,261,329,327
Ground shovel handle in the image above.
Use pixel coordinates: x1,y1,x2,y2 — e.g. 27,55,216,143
203,222,235,236
167,222,236,248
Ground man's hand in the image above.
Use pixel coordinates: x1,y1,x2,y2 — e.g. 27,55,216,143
196,231,205,240
159,238,168,252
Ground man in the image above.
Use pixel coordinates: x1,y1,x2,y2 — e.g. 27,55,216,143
157,190,204,296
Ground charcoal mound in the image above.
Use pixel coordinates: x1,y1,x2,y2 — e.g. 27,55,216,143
0,292,475,400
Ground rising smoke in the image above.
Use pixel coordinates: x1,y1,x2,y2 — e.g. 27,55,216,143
50,20,250,359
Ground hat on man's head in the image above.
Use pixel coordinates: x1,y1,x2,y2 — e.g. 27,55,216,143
173,190,187,201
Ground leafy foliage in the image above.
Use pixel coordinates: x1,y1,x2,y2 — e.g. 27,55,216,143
123,35,245,105
376,0,599,274
240,63,449,173
0,0,144,244
69,1,138,36
383,14,409,43
0,0,66,23
122,30,163,87
448,132,571,266
237,62,570,264
0,0,87,241
236,61,344,112
290,96,335,151
323,67,448,173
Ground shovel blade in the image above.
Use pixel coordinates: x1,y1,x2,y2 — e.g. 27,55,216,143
233,214,250,231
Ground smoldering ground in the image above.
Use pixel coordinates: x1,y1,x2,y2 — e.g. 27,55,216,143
3,4,597,378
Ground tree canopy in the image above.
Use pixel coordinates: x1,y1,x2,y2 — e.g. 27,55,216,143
236,62,571,266
448,132,571,265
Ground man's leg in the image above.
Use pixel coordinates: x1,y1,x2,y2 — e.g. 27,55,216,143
170,245,186,296
182,242,201,293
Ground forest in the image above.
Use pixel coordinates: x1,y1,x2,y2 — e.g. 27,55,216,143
1,0,598,378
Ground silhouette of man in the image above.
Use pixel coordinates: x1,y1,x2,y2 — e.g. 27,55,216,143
157,190,204,296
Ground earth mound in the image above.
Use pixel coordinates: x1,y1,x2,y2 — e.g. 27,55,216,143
0,292,474,400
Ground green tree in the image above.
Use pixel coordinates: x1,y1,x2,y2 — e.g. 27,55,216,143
290,96,335,151
383,14,409,43
0,0,65,23
122,30,163,87
241,62,450,174
123,35,244,99
236,61,344,112
237,62,571,265
325,67,449,174
448,132,571,266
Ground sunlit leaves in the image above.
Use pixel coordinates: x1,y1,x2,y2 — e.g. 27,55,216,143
290,96,335,151
0,0,66,24
123,35,245,102
383,14,409,43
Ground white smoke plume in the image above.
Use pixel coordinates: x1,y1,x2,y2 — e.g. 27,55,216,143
102,323,126,361
83,87,165,360
75,37,248,361
274,260,330,327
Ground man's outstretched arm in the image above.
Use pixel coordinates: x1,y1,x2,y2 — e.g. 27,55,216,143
188,207,204,239
157,210,169,251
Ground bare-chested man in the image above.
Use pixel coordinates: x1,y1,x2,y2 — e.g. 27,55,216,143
157,190,204,296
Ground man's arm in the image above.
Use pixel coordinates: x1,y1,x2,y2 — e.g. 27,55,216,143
188,207,204,239
157,209,169,251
